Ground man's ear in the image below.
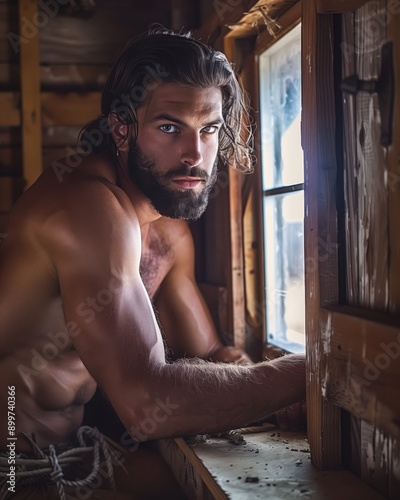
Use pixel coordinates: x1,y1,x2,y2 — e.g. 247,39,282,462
108,113,130,153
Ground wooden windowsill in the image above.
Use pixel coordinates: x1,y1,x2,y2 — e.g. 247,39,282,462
159,428,385,499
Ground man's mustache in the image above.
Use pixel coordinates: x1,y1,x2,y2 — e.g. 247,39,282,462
161,167,209,182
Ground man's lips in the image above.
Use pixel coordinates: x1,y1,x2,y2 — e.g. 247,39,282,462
170,176,205,189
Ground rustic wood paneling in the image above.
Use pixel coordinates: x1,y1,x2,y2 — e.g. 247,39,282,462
302,0,342,469
320,306,400,438
40,0,171,64
0,62,110,91
387,0,400,313
340,2,400,497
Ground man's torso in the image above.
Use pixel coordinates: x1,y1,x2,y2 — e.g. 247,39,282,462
0,155,180,451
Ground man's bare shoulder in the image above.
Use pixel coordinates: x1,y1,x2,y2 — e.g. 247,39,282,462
7,156,140,258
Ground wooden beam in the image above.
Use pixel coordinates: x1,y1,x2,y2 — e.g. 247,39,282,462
18,0,42,187
195,0,259,50
316,0,370,13
320,306,400,439
224,35,246,351
173,438,228,500
302,0,342,469
387,5,400,314
19,0,42,188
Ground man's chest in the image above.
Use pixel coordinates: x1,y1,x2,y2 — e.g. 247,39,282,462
139,227,175,300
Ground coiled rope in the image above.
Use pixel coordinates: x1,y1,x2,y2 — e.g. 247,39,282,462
0,426,117,500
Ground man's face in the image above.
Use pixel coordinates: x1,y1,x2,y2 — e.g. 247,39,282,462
127,84,223,220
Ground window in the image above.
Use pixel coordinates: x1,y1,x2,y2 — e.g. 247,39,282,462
259,23,305,353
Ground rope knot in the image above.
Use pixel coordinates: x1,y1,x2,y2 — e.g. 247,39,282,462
49,446,64,482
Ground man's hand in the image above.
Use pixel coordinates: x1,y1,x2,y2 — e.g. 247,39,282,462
208,345,253,365
275,401,307,431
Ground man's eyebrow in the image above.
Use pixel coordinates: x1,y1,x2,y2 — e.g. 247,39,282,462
151,114,224,126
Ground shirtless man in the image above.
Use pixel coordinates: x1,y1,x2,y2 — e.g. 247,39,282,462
0,29,305,498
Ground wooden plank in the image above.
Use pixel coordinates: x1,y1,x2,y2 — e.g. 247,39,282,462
0,92,20,126
254,1,301,56
224,34,247,352
19,0,42,188
226,0,298,39
174,438,228,500
316,0,370,13
387,0,400,313
195,0,259,50
190,430,384,499
302,0,342,469
41,92,101,127
360,423,390,497
0,62,110,91
320,306,400,438
39,1,171,65
354,0,388,310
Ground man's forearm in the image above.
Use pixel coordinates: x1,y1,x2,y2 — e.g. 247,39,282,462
121,354,305,441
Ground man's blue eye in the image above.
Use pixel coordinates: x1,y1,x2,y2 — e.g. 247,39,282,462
160,124,178,133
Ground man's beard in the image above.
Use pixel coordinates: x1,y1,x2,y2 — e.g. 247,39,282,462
127,142,218,220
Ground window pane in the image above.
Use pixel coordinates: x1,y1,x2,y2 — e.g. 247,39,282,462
263,191,305,353
259,23,303,190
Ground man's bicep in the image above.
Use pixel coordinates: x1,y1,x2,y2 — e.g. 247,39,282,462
58,262,167,424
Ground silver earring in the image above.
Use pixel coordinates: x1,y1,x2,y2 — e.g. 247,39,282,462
116,149,120,158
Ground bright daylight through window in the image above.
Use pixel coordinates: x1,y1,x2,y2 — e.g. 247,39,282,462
259,23,305,353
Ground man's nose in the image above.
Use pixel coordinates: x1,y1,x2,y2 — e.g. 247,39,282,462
180,133,203,167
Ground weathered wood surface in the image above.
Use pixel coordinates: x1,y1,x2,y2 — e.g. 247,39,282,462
302,0,342,469
387,0,400,314
0,0,171,65
169,430,385,499
320,306,400,439
0,62,110,91
340,2,400,497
